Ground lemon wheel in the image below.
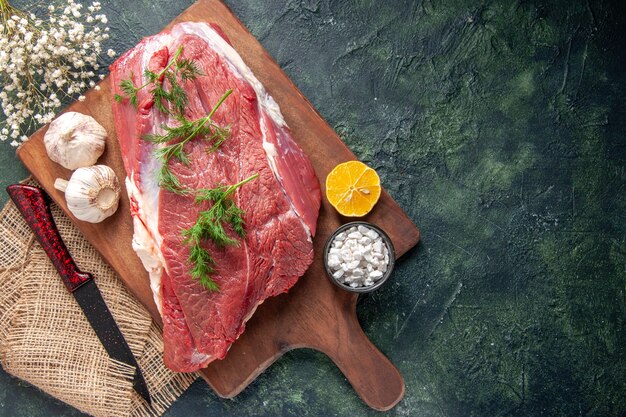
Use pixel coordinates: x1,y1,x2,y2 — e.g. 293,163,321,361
325,160,381,217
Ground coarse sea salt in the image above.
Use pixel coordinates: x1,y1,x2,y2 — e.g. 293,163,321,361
326,224,390,289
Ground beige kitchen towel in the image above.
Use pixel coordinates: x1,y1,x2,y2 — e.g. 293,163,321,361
0,178,198,417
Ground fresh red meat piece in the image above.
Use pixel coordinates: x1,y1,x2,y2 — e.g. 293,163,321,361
110,22,320,372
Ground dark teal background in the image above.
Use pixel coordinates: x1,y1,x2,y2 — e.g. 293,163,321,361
1,0,625,416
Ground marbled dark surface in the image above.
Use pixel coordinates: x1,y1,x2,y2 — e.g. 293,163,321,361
1,0,625,416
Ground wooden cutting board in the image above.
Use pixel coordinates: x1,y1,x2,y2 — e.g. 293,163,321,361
16,0,420,411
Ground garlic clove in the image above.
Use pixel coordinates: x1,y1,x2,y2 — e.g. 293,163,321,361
55,165,121,223
44,112,107,170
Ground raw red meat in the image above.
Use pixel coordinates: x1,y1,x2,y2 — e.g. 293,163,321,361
110,22,321,372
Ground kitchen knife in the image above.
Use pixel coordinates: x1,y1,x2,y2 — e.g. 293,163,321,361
6,184,152,405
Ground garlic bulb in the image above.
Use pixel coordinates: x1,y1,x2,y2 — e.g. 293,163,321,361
44,112,107,170
54,165,121,223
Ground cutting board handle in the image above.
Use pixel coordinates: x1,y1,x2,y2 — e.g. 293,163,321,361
309,296,405,411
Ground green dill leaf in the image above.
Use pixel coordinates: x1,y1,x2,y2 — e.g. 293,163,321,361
204,125,230,152
152,86,170,114
176,58,203,81
157,164,189,195
180,173,258,287
164,70,188,116
228,205,246,238
142,132,170,144
143,69,159,84
206,219,238,247
119,78,136,95
195,186,227,203
187,245,219,291
119,78,139,108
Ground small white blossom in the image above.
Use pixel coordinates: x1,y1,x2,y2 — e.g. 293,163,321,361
107,48,115,58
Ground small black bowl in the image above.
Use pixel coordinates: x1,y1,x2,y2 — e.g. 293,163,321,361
323,221,396,293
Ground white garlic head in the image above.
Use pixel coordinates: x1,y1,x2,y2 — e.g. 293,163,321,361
54,165,121,223
44,112,107,170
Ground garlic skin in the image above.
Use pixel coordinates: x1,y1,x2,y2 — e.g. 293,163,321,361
44,112,107,170
55,165,121,223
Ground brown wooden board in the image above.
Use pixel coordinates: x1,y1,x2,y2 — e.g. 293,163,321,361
16,0,420,411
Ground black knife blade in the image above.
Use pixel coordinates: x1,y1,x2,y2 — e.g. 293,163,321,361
6,184,152,405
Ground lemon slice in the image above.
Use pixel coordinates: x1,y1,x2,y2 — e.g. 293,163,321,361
325,161,381,217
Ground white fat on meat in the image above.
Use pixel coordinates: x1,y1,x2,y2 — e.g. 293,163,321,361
126,177,166,315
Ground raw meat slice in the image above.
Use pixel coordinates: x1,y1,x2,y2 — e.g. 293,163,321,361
110,22,321,372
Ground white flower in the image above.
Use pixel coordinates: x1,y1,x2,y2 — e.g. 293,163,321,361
107,48,115,58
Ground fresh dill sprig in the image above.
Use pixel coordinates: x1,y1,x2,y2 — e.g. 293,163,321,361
117,77,139,107
176,57,202,81
145,89,233,194
156,162,187,195
113,44,203,115
182,174,259,291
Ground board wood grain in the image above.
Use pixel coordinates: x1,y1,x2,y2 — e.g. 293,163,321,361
16,0,420,411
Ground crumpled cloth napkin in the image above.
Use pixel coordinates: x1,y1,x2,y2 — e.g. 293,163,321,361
0,178,197,417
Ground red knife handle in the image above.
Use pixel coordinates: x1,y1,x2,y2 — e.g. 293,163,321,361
6,184,92,292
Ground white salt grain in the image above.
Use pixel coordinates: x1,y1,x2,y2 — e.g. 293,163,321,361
347,260,360,270
366,230,379,240
327,256,340,268
370,270,383,280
